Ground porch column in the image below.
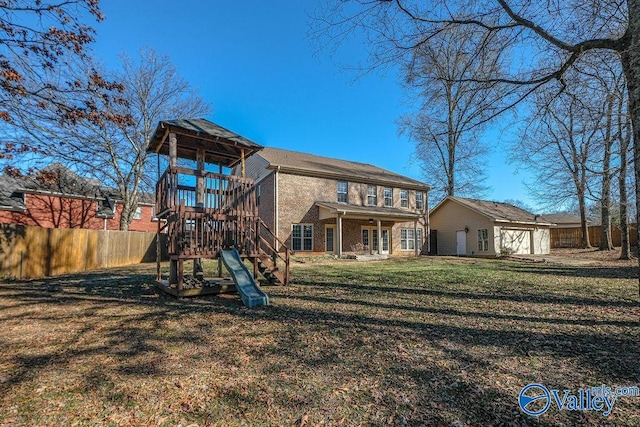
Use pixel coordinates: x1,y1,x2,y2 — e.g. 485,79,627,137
414,220,419,256
377,219,382,255
336,214,343,257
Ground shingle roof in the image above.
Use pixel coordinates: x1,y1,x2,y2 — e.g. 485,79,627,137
257,147,430,190
316,201,422,220
435,196,552,225
0,175,26,211
538,213,581,225
147,118,263,167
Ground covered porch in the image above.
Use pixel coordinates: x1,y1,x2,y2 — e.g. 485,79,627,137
316,202,425,257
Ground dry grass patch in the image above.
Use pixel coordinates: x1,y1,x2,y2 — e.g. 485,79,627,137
0,257,638,426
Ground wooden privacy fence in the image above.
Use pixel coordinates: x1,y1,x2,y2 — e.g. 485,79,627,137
0,224,167,280
551,224,638,248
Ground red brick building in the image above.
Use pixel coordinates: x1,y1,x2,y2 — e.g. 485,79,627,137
0,165,158,232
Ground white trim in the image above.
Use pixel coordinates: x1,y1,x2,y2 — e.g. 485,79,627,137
291,223,313,251
400,189,409,208
383,187,393,207
325,225,336,253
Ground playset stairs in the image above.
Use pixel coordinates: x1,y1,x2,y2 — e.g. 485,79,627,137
245,218,290,286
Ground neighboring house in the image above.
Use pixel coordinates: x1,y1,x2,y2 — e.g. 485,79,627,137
429,196,552,256
538,213,581,228
242,147,431,257
0,164,158,232
542,213,593,249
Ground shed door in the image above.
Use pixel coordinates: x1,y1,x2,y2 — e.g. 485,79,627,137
456,230,467,256
500,229,531,254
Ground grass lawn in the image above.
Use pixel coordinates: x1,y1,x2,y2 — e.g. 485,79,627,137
0,256,639,426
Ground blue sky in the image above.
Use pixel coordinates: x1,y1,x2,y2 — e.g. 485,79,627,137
90,1,536,210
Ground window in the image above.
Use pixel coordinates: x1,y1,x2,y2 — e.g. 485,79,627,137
292,224,313,251
478,229,489,251
257,184,261,206
400,190,409,208
337,181,348,203
401,228,422,251
367,185,377,206
401,228,416,250
133,206,142,220
362,229,369,248
384,187,393,207
416,192,424,210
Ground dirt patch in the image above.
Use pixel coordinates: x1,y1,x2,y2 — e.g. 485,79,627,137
551,247,638,266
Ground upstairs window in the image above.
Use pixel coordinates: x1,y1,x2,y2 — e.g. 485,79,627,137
133,206,142,220
384,187,393,207
257,184,261,206
337,181,348,203
400,190,409,208
416,191,424,210
367,185,377,206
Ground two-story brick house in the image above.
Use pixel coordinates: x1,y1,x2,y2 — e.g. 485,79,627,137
242,147,431,257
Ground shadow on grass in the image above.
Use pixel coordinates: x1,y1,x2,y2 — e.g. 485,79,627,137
495,263,639,280
293,279,640,308
1,263,639,426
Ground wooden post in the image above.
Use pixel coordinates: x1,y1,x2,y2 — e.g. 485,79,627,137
194,149,205,279
177,259,184,292
169,133,177,167
196,149,205,208
170,259,178,285
241,149,245,178
156,218,161,281
377,219,382,254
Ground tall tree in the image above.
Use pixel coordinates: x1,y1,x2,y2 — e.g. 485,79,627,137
517,87,598,248
400,26,505,200
0,1,123,163
8,48,211,230
617,89,634,259
316,0,640,292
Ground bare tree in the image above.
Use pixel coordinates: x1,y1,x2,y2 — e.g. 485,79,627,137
399,26,505,200
315,0,640,292
0,1,126,164
617,92,634,259
516,87,598,248
8,48,211,230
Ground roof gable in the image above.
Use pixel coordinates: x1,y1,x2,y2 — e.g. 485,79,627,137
255,147,430,190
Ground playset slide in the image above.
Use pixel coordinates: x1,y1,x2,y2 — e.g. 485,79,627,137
220,248,269,308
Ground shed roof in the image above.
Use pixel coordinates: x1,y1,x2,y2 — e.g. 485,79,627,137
147,118,263,167
432,196,552,226
256,147,430,191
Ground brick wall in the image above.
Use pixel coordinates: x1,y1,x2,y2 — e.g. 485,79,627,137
276,172,428,255
0,194,159,232
277,173,329,251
